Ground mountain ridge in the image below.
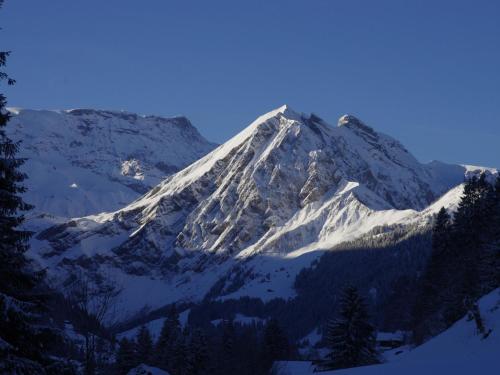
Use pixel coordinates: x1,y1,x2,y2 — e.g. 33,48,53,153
27,106,498,316
6,107,217,217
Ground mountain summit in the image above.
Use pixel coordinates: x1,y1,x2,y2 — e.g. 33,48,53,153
31,106,496,314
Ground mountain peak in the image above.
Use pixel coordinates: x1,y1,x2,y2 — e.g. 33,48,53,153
259,104,301,122
338,114,376,134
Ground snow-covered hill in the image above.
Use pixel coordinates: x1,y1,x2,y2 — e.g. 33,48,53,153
332,288,500,374
29,105,497,315
274,289,500,374
7,108,216,217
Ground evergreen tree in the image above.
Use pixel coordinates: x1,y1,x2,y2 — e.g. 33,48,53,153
0,7,58,373
135,326,153,365
413,174,500,343
188,328,209,375
479,176,500,291
412,207,451,342
219,319,237,375
169,333,188,375
154,305,181,370
324,286,379,370
449,176,490,322
262,318,290,368
115,338,137,374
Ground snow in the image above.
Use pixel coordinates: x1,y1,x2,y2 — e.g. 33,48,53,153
210,314,265,327
272,361,316,374
117,309,190,340
277,289,500,374
6,108,216,217
376,331,405,342
127,364,170,375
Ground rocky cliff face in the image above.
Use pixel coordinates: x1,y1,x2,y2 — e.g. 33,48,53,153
29,105,495,315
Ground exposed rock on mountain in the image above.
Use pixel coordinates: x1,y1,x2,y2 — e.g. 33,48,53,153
29,105,497,315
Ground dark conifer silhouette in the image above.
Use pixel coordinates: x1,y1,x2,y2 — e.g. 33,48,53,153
0,8,58,372
324,286,379,370
135,326,153,365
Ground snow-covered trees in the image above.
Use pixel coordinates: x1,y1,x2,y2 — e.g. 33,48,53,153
324,286,379,370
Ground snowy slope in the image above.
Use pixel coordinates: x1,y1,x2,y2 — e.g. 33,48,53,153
7,108,216,217
326,289,500,374
30,105,497,315
127,364,170,375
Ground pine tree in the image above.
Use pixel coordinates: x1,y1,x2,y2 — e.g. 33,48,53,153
449,176,491,322
188,328,209,375
262,318,290,368
135,326,153,365
169,333,188,375
479,175,500,292
0,9,57,373
413,174,500,343
324,286,379,370
219,319,237,375
412,207,451,342
154,305,181,370
115,338,137,374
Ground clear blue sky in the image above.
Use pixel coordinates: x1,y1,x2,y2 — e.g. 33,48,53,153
1,0,499,167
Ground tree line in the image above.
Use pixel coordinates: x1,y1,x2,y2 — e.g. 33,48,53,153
412,174,500,343
115,306,294,375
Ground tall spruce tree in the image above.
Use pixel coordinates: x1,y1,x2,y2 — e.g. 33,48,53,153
169,333,189,375
324,286,379,370
135,326,153,365
188,328,209,375
0,6,56,373
413,174,500,343
154,305,181,370
412,207,452,343
262,318,290,368
219,319,237,375
115,338,137,374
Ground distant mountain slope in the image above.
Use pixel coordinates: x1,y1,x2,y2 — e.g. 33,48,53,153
7,108,216,217
30,105,497,315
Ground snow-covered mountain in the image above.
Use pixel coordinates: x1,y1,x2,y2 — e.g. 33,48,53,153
7,108,216,217
29,105,497,315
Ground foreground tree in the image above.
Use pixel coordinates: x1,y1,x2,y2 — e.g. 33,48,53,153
412,207,452,342
413,174,500,343
324,286,379,370
0,5,59,372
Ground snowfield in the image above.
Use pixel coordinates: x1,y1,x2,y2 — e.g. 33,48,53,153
7,108,216,217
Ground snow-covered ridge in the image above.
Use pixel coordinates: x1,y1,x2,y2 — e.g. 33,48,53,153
6,108,217,217
29,105,497,315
